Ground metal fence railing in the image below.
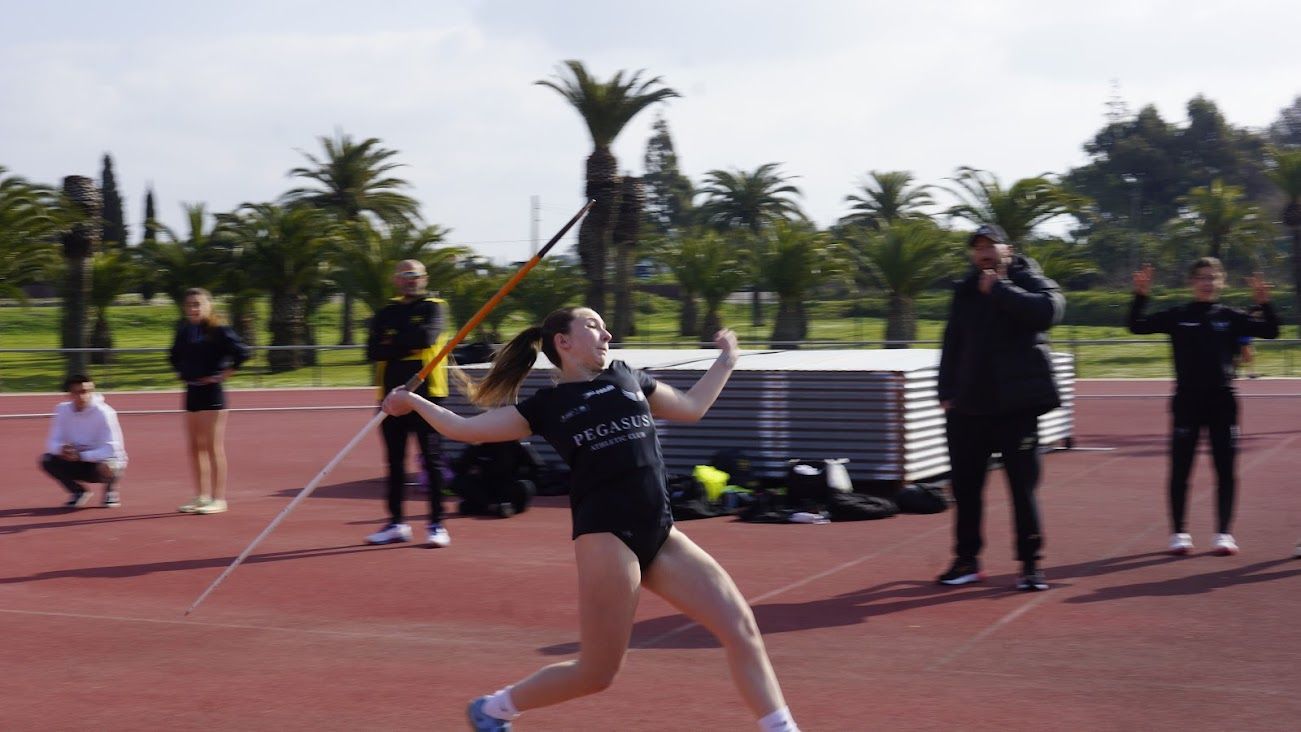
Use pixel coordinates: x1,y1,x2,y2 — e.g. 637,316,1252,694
2,339,1299,392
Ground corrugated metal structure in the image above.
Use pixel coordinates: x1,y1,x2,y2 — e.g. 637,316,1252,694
444,349,1075,486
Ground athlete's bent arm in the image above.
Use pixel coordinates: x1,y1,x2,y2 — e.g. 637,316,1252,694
648,329,739,423
383,388,532,444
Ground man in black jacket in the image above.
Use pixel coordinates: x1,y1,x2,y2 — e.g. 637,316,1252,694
1127,258,1278,556
366,260,452,548
936,224,1065,591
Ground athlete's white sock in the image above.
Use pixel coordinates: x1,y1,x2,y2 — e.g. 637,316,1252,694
757,706,799,731
482,687,520,720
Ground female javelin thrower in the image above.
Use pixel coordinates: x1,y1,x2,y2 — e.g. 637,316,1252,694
382,307,799,732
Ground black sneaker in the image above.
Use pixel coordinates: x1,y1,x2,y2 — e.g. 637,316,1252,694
937,559,983,586
1017,568,1048,591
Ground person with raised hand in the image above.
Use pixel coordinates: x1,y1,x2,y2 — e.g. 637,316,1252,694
1128,258,1279,556
382,307,799,732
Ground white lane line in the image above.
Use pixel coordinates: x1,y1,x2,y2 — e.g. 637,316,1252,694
0,606,525,649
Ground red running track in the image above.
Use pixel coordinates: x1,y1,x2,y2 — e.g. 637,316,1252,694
1,381,1298,730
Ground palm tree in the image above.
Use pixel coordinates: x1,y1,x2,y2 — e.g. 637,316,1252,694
697,162,805,326
59,176,102,376
218,203,338,372
944,167,1073,245
330,221,462,317
1175,179,1257,259
850,221,957,347
536,60,678,315
0,168,63,302
286,132,422,346
87,252,137,364
681,231,749,342
646,233,705,337
840,171,934,230
1018,239,1099,288
140,203,226,310
1265,149,1301,331
754,221,845,346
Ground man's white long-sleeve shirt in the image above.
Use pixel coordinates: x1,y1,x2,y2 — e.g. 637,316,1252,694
45,393,128,465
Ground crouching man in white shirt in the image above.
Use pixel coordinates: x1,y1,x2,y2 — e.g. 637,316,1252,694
40,374,128,508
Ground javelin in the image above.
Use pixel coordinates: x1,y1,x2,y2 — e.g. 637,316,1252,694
185,199,594,616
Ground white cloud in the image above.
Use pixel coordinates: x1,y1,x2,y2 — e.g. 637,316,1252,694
1,1,1297,262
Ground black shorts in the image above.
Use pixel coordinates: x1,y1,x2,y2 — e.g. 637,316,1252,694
184,383,226,412
574,521,672,574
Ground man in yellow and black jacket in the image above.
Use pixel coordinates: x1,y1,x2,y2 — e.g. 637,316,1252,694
365,259,452,548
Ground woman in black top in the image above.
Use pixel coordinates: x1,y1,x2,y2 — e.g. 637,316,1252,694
382,307,799,732
168,287,250,515
1128,258,1278,556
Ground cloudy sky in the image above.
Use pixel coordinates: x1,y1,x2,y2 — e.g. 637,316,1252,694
2,1,1297,262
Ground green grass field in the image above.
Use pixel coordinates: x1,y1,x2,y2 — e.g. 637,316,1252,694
1,297,1297,392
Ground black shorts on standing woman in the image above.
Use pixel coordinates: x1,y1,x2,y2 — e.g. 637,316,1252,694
169,320,250,411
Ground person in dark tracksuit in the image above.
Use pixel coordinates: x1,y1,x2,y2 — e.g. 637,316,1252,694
170,287,250,515
381,308,800,732
1127,258,1278,556
364,259,452,548
937,224,1065,592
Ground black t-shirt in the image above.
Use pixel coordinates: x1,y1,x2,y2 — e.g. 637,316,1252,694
514,360,668,530
1127,297,1279,391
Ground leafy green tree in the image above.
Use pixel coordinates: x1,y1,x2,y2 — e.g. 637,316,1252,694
99,154,127,251
286,132,422,346
446,259,515,344
536,60,678,314
839,171,934,230
642,115,695,235
218,203,338,372
1173,179,1259,259
0,168,63,302
511,259,585,325
849,220,957,347
610,176,644,341
1265,148,1301,329
697,162,804,326
136,186,159,302
1268,96,1301,149
945,167,1074,245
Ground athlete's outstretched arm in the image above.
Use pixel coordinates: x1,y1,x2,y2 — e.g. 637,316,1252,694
648,329,739,423
382,388,532,443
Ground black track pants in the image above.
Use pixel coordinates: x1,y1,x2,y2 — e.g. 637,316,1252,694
946,411,1044,564
1168,389,1238,534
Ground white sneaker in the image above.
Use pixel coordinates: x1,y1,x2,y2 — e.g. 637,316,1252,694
366,523,412,545
427,523,451,548
1212,533,1238,556
1168,533,1194,555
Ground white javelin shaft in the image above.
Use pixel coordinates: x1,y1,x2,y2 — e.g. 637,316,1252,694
184,409,386,616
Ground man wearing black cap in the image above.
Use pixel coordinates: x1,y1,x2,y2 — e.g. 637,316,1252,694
936,223,1065,591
